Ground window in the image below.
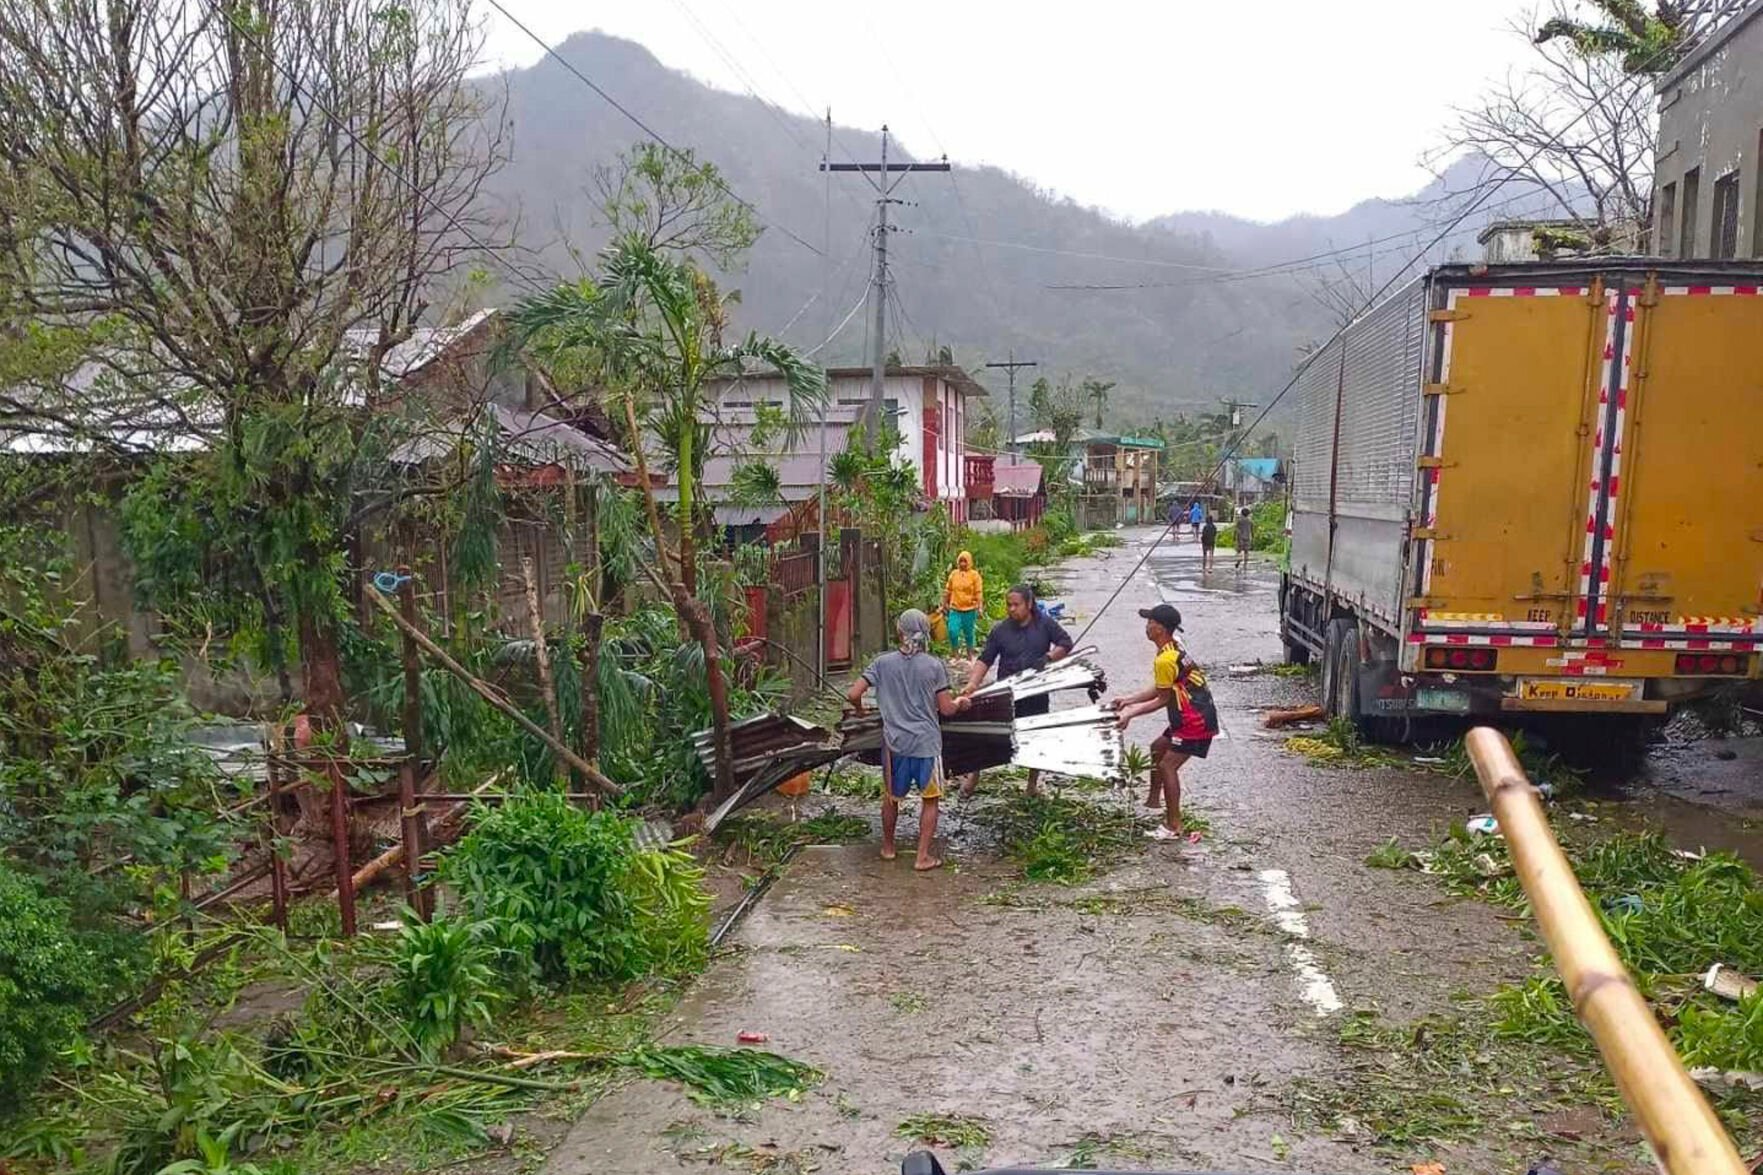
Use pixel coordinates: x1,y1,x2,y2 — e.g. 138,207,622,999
1657,183,1677,256
1681,167,1701,258
1712,171,1741,260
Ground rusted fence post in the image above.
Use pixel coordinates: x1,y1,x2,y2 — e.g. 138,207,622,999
397,758,431,921
266,726,289,931
396,568,424,767
326,759,357,937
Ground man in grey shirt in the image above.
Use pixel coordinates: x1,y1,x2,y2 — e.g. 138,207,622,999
846,609,970,870
1235,507,1253,570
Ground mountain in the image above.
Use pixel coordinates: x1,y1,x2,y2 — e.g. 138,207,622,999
478,32,1518,428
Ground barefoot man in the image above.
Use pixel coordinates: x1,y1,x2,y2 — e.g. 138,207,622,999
1107,604,1218,841
847,609,969,870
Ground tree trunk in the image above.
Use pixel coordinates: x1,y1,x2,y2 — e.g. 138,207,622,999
680,591,736,803
294,609,349,832
618,387,733,803
520,556,567,787
580,611,604,768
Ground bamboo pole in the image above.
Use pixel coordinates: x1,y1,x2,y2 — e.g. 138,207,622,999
519,554,567,787
364,584,621,797
1463,727,1747,1175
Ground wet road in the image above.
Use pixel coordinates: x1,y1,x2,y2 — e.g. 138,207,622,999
543,527,1763,1175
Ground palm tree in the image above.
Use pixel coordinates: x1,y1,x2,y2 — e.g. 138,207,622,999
510,235,826,802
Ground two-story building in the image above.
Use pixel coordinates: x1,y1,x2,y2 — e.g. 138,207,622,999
694,364,986,528
1653,0,1763,258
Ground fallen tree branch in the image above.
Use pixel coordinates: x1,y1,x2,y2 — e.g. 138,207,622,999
346,776,499,893
365,586,621,796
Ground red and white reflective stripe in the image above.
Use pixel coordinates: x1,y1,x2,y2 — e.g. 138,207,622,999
1419,291,1458,596
1463,286,1589,298
1575,293,1628,628
1635,638,1759,651
1407,633,1559,647
1662,285,1762,296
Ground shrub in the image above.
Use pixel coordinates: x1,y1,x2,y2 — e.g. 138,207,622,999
619,847,712,978
381,914,503,1059
441,793,709,984
0,861,102,1114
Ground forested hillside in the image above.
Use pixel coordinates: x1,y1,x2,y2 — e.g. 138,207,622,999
479,32,1506,423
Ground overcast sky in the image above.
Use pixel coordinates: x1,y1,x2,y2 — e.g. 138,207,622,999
478,0,1550,224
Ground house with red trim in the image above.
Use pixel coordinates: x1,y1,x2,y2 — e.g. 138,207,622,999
691,364,986,531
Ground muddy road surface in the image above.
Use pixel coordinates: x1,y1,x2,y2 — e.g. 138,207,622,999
543,527,1763,1175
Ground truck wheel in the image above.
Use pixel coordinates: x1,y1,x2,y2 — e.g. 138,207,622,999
1283,635,1312,666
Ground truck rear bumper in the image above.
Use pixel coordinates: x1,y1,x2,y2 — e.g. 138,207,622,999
1499,696,1669,714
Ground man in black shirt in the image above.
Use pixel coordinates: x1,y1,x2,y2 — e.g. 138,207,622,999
957,583,1074,796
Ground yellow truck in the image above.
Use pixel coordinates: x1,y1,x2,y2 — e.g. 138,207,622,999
1280,260,1763,736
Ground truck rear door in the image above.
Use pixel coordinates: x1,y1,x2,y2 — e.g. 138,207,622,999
1611,280,1763,660
1413,281,1604,643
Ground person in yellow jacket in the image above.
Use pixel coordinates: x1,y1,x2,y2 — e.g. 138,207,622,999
942,550,984,656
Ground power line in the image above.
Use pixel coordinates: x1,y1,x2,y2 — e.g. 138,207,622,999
1043,185,1561,292
479,0,827,258
1071,34,1683,646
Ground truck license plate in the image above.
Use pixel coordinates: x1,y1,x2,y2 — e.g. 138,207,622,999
1518,678,1642,703
1416,687,1472,714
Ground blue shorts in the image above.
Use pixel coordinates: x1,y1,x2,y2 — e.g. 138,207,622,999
886,755,944,800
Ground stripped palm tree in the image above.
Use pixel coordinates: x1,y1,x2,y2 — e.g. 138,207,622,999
509,235,826,802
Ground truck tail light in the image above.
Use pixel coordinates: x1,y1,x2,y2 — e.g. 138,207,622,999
1675,652,1748,675
1424,646,1497,672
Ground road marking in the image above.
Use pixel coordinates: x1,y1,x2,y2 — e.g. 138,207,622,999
1258,868,1343,1016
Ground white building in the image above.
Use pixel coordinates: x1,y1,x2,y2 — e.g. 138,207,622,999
695,364,986,526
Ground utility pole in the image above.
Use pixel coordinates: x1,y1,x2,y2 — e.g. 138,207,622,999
985,352,1038,452
822,125,949,434
1218,397,1259,506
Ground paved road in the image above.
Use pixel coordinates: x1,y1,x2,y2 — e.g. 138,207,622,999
543,527,1762,1175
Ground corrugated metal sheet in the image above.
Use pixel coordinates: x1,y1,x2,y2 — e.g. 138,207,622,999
700,658,1120,831
1335,280,1427,512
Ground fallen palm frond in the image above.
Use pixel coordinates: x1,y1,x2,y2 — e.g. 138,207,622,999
896,1112,991,1149
979,792,1145,885
621,1044,820,1105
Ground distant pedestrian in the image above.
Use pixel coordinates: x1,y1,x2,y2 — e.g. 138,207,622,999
1200,513,1218,573
1234,506,1253,569
958,584,1074,797
1187,500,1203,541
846,610,970,870
942,549,983,657
1166,498,1183,535
1107,604,1217,840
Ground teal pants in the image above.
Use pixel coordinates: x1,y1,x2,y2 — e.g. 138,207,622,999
947,608,978,650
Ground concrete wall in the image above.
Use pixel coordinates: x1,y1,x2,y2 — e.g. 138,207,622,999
1655,6,1763,258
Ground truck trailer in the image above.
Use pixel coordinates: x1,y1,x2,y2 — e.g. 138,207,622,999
1280,260,1763,736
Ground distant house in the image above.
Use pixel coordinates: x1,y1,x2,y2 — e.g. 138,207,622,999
1654,1,1763,259
1224,456,1284,502
964,451,1046,531
691,364,987,529
1077,432,1163,529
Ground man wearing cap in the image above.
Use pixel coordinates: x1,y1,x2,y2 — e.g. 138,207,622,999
957,583,1073,797
1107,603,1219,840
846,609,970,870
